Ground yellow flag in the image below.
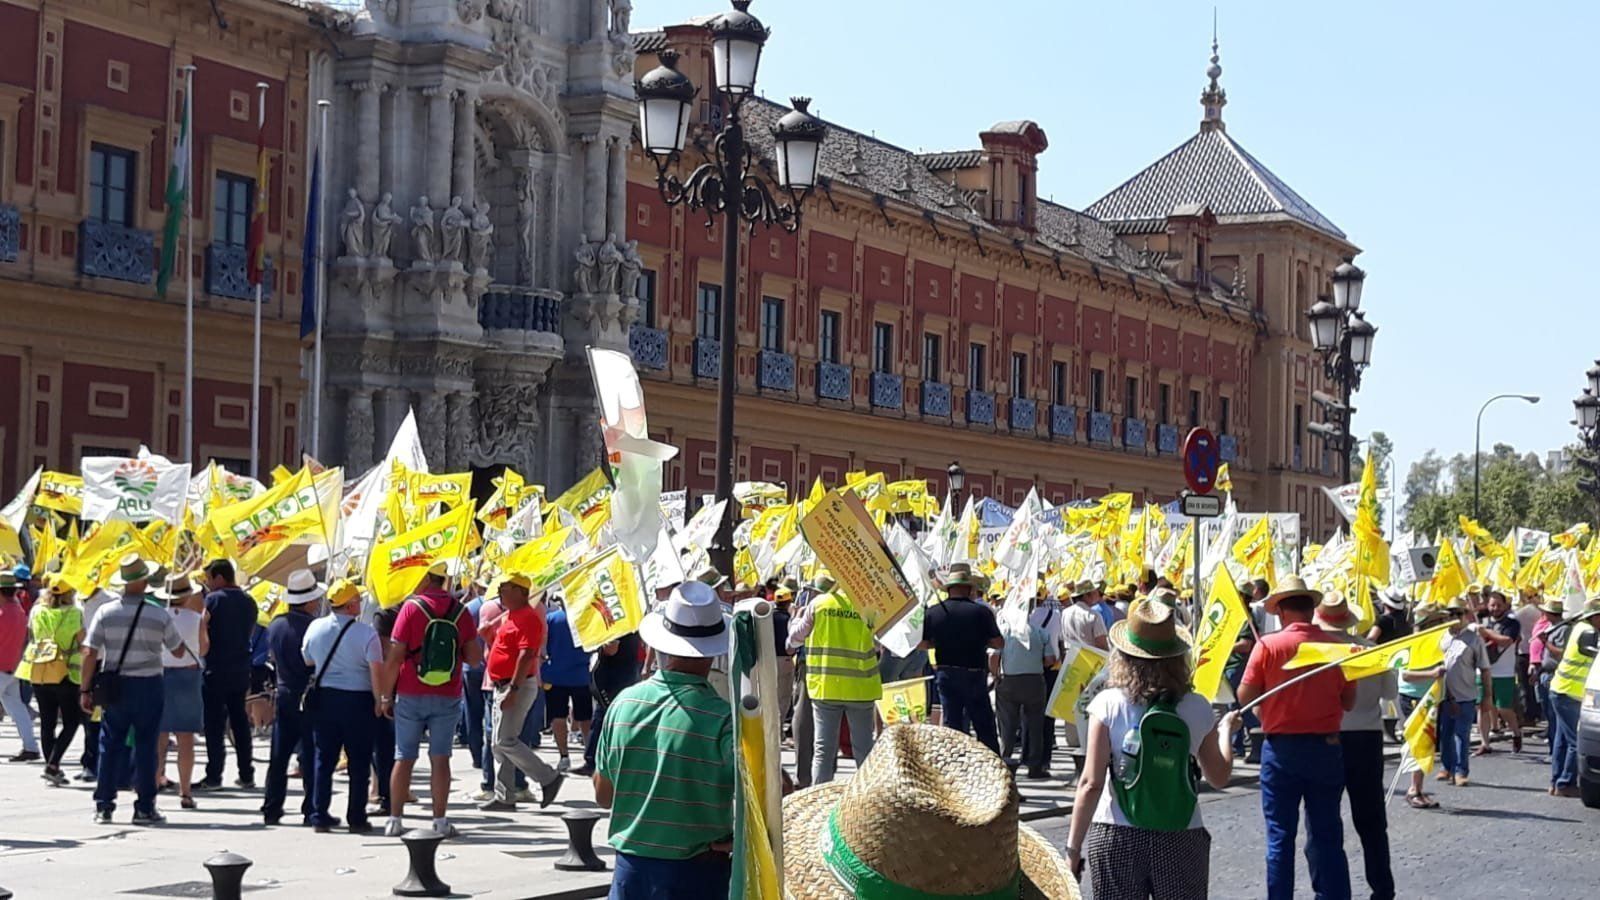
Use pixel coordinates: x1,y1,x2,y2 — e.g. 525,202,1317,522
562,546,646,651
1283,623,1449,680
478,469,530,530
250,579,287,626
1403,680,1442,773
806,477,826,506
1215,463,1233,493
1045,643,1108,720
1232,516,1276,585
28,521,61,575
1459,515,1511,566
1553,522,1591,549
35,472,84,516
406,469,473,512
549,468,614,521
208,468,325,576
876,677,930,725
0,520,23,562
269,464,295,486
58,520,140,595
1429,539,1469,602
1191,576,1250,702
365,501,476,608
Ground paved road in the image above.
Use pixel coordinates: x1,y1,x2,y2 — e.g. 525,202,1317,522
1035,733,1600,899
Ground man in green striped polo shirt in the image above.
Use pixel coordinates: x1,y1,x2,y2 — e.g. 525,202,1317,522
594,581,734,898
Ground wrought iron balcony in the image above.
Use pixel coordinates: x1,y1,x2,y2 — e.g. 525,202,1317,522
628,326,668,370
1050,404,1077,439
1124,418,1147,451
80,219,154,284
0,204,18,263
479,286,562,332
758,350,796,392
870,372,903,410
1157,424,1179,455
693,337,721,380
1010,398,1037,433
966,390,996,426
1089,411,1113,444
817,361,852,401
1220,434,1238,462
920,381,952,417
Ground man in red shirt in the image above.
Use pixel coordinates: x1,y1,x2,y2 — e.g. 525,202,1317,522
1237,575,1357,900
379,562,481,837
478,572,563,812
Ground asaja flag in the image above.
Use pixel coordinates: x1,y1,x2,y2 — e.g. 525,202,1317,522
365,500,476,608
1191,575,1250,702
561,546,646,651
209,467,326,575
1045,643,1108,720
156,86,190,298
1282,623,1450,680
1402,680,1443,773
876,677,930,726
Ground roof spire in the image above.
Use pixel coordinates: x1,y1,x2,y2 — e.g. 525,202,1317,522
1200,9,1227,132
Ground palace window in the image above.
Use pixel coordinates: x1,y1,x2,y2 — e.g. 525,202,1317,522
1159,383,1171,425
1125,376,1139,417
213,172,255,245
922,333,941,383
760,296,785,352
88,144,137,226
1010,352,1028,398
1220,395,1232,436
1052,361,1068,406
695,283,721,340
635,269,657,327
819,310,841,363
968,342,987,389
1189,389,1202,427
1090,368,1105,413
872,322,894,374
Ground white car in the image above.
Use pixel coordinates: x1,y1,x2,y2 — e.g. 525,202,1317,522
1579,658,1600,808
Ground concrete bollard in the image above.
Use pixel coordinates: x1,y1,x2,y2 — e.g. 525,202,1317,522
203,851,253,900
392,828,452,897
553,809,608,872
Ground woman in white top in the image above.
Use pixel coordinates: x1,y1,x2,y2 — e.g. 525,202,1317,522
1065,600,1238,899
155,573,209,809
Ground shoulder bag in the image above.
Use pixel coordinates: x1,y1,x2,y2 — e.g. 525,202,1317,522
90,600,148,707
301,618,356,715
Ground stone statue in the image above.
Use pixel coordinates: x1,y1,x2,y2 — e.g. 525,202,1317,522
516,174,536,284
339,188,367,258
596,232,623,294
371,192,401,260
619,238,642,298
409,195,437,264
609,0,632,37
468,199,495,273
439,196,467,263
573,233,599,294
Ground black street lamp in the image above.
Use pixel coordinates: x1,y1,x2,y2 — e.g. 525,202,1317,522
946,461,965,508
1572,386,1600,518
1306,259,1378,484
634,0,826,578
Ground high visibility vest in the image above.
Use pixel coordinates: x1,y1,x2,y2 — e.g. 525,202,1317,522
1551,621,1597,700
804,592,882,702
18,604,84,684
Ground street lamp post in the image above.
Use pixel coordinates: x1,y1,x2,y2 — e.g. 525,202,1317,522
1307,259,1378,484
634,0,826,577
1473,393,1540,522
946,461,965,510
1571,376,1600,520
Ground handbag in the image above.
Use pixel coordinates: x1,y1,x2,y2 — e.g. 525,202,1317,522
90,600,147,707
301,618,356,715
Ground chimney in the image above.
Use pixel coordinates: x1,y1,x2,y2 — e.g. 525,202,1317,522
978,121,1047,232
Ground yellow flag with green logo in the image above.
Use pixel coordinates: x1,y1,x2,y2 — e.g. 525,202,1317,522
58,520,139,595
1232,516,1276,585
208,468,325,576
1283,623,1449,680
1045,643,1108,720
876,676,930,725
1403,680,1442,773
365,501,476,608
1191,576,1250,702
1428,539,1469,603
549,467,614,522
250,579,287,626
562,546,646,651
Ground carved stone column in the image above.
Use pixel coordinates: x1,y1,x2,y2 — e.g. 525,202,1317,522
346,388,376,472
606,135,627,239
416,390,447,467
581,134,606,241
354,82,383,200
452,90,476,207
445,390,477,471
425,85,454,208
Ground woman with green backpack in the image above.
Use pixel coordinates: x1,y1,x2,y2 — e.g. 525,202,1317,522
1064,598,1239,898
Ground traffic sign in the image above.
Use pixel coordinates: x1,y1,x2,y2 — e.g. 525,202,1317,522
1180,492,1223,518
1181,427,1220,494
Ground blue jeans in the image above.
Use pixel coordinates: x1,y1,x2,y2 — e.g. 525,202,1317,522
935,668,998,753
1260,734,1349,900
1538,671,1555,744
94,675,164,815
311,689,375,827
372,714,394,808
462,667,485,768
610,851,731,900
1551,692,1581,788
480,687,543,790
1437,696,1476,777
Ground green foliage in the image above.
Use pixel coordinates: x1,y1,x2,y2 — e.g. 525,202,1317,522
1402,442,1593,537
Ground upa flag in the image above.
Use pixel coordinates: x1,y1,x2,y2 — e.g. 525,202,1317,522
209,467,326,575
81,454,192,524
1045,643,1109,720
365,501,476,608
561,546,646,651
1283,623,1449,680
876,676,930,725
1191,575,1250,702
1402,680,1443,773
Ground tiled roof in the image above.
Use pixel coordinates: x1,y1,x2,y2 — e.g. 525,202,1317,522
917,150,983,171
633,30,667,53
1085,128,1345,240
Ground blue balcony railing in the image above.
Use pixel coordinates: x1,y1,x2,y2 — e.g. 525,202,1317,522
1156,424,1179,455
817,362,852,401
1089,411,1113,444
920,381,952,417
870,372,903,410
628,326,668,370
693,338,721,379
0,205,18,263
758,350,795,392
1049,404,1077,439
966,390,996,426
480,287,562,332
80,219,154,284
1124,418,1147,451
1220,434,1238,462
1010,398,1036,433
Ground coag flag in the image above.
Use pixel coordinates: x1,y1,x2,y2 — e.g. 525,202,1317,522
209,467,326,575
560,546,646,651
1282,623,1449,680
250,579,287,626
478,469,528,530
35,472,83,516
876,676,930,725
57,520,140,595
365,501,476,608
502,525,583,588
1191,576,1250,702
548,467,614,523
1402,680,1443,773
1045,643,1108,720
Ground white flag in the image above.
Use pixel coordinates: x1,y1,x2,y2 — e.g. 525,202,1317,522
1,467,40,532
81,453,191,524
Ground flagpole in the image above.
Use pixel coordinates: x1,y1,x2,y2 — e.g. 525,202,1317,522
250,81,267,481
182,64,196,463
311,98,330,460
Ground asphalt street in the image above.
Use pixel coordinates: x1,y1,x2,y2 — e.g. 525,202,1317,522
1035,734,1600,899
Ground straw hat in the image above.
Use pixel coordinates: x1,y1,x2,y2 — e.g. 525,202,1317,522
152,572,201,602
1380,587,1409,611
0,572,17,591
1314,592,1359,630
690,564,730,590
1538,596,1565,616
1108,600,1193,660
110,553,153,589
941,563,978,590
1571,597,1600,621
1069,579,1097,600
1263,575,1322,615
283,569,325,605
638,581,731,659
782,725,1077,900
1440,597,1467,615
811,573,838,593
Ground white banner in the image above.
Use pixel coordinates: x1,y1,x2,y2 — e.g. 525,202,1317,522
81,452,191,524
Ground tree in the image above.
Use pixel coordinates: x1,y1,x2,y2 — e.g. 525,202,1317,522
1401,442,1592,538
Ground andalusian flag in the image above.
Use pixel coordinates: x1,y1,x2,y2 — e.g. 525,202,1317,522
1192,575,1251,702
1283,623,1449,680
561,546,646,651
365,501,476,608
156,86,190,298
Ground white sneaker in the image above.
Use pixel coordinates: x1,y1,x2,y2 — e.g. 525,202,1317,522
556,756,571,774
384,817,406,837
467,789,495,802
512,787,537,804
433,820,459,839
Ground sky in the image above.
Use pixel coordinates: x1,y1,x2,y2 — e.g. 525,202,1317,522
638,0,1600,489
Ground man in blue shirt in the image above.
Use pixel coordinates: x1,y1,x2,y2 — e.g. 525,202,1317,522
543,598,593,773
198,560,260,789
259,570,321,825
301,578,384,833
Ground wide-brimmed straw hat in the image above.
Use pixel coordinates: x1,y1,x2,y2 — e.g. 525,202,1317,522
1538,596,1565,616
782,724,1078,900
1571,597,1600,621
1314,592,1359,630
638,581,731,659
941,563,978,590
110,553,153,589
152,572,201,602
1108,599,1194,660
1264,575,1322,615
284,569,325,605
1069,579,1097,600
1381,587,1409,611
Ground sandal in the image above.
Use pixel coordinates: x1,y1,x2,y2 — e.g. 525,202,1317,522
181,795,196,810
1406,791,1438,809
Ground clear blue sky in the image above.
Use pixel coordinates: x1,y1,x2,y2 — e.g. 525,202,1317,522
640,0,1600,490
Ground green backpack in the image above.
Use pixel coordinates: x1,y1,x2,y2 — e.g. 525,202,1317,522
411,597,464,687
1110,697,1199,832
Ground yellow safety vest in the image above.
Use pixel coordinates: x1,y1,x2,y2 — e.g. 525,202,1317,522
1551,621,1597,701
804,592,882,702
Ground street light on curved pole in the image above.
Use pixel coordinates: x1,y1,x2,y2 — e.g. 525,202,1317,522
1474,393,1540,522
